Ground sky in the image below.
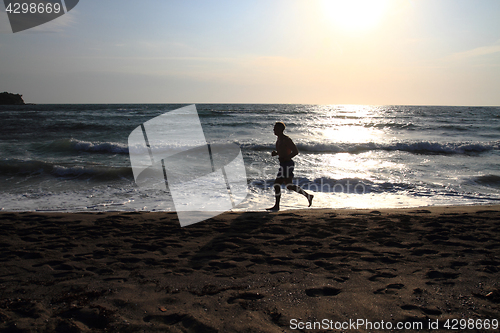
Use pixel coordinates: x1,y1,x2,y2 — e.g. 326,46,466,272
0,0,499,105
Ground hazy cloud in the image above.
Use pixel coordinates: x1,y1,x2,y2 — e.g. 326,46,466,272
28,9,78,33
449,40,500,61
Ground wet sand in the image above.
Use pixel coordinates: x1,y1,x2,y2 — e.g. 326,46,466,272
1,205,499,332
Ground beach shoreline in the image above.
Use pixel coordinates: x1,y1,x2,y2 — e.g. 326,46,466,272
1,205,499,332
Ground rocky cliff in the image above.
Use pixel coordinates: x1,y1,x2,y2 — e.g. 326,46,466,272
0,92,26,105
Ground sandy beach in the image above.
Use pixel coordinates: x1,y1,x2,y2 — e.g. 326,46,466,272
0,205,499,332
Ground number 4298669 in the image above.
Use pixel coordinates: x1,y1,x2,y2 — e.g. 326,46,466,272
444,319,498,330
5,2,62,14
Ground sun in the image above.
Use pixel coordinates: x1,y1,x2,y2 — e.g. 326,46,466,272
321,0,390,32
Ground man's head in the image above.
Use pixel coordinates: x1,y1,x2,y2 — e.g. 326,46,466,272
274,122,286,136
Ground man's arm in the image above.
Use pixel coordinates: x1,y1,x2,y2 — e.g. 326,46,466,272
286,137,299,160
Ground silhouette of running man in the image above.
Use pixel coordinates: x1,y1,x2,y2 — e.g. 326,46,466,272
267,122,313,211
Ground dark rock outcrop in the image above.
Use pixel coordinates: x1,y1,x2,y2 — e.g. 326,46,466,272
0,92,26,105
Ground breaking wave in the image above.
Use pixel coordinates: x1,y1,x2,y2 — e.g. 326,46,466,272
0,159,133,181
243,140,500,155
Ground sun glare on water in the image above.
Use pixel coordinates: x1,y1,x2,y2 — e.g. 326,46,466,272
322,0,390,31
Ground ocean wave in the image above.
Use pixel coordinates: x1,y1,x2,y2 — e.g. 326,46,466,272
0,159,133,180
249,176,416,194
469,174,500,188
43,138,218,156
41,138,498,157
43,139,129,154
43,122,115,132
51,165,133,180
386,141,500,154
255,140,500,155
368,122,418,130
241,143,275,151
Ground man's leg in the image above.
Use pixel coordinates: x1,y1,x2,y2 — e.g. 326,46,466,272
267,178,284,211
285,179,314,207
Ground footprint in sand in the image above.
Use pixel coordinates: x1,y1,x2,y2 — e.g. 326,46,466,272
227,292,264,304
143,313,218,332
400,304,442,316
374,283,404,294
368,272,397,281
425,270,459,279
305,287,341,297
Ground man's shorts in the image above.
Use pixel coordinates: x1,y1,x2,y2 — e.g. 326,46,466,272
276,160,294,179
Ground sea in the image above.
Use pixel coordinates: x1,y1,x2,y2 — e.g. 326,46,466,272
0,104,499,212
